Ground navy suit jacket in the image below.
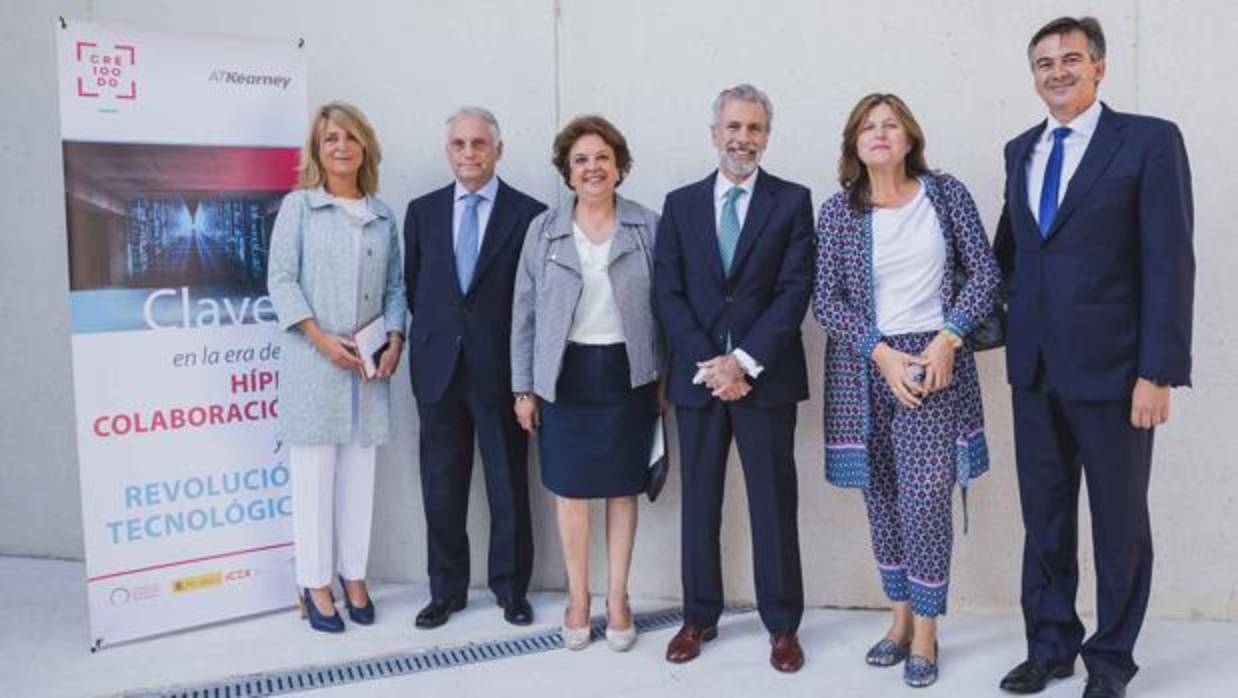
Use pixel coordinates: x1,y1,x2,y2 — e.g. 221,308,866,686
404,179,547,405
994,103,1194,401
653,169,814,409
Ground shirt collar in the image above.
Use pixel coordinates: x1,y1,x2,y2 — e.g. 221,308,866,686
714,168,758,203
1044,98,1102,143
454,176,499,203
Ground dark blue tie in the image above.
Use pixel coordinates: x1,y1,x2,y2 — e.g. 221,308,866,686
1037,126,1072,237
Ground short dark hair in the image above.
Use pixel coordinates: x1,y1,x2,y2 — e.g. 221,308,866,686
551,114,633,189
1028,16,1106,64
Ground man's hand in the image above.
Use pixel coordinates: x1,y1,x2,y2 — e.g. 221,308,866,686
697,354,750,401
698,354,744,390
1131,378,1171,429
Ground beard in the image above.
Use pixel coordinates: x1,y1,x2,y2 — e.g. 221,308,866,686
719,149,761,179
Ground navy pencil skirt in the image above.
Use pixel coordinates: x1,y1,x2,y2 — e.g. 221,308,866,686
539,342,656,498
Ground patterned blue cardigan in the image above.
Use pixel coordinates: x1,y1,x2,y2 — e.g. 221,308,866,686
812,173,1000,491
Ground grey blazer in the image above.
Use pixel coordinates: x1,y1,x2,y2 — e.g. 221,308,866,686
267,188,407,446
511,194,662,402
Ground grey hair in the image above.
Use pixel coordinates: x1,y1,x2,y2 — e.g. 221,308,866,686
1027,16,1106,65
445,106,502,144
710,83,774,132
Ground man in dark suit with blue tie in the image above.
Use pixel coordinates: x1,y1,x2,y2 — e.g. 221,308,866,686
404,107,547,629
994,18,1194,698
654,84,812,673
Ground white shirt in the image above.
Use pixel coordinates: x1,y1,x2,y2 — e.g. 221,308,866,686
871,182,946,335
567,223,626,344
1025,98,1102,223
714,169,757,230
697,169,763,379
452,176,499,249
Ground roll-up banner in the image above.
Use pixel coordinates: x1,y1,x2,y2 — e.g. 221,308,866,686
57,20,307,648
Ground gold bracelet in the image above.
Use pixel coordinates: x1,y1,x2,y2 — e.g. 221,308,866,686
939,328,963,349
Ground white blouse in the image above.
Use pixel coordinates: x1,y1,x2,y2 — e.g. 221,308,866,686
871,183,946,336
567,223,626,344
331,195,374,326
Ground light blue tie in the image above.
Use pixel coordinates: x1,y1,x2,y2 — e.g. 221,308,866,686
455,192,481,291
1037,126,1071,237
718,186,744,273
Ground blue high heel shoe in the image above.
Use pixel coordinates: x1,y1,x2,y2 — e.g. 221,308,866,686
299,587,344,633
339,575,375,625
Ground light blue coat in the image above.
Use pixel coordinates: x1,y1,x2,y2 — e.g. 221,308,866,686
267,188,407,446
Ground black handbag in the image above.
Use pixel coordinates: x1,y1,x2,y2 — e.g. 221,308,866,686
955,268,1007,352
646,416,669,502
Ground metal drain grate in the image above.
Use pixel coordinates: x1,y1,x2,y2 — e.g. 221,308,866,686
126,606,708,698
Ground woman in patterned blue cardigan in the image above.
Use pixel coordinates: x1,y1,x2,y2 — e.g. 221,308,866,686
813,93,1000,687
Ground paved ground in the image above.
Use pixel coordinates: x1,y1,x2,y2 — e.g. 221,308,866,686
4,556,1234,697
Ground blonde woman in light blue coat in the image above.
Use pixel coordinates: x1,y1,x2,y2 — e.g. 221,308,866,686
267,102,406,633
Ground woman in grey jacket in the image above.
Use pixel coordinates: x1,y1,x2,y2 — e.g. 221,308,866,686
511,115,662,652
267,102,406,633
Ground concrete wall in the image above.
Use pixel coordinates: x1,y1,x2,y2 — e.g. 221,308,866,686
3,0,1235,620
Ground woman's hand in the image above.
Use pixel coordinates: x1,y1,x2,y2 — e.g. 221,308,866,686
300,320,363,371
655,379,670,415
374,334,403,379
513,393,540,433
872,342,926,409
919,332,957,393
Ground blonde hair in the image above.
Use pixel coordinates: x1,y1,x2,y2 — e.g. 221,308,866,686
297,101,381,195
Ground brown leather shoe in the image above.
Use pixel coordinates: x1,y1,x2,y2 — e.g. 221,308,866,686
665,624,718,663
769,632,805,673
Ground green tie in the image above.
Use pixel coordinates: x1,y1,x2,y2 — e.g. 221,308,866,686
718,186,744,274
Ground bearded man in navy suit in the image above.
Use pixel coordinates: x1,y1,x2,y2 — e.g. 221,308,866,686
404,107,546,629
654,84,813,674
994,18,1194,698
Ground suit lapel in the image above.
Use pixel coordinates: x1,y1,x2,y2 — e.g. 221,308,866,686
465,179,512,295
728,169,773,278
1043,105,1123,241
1011,125,1042,238
433,185,464,300
687,174,725,286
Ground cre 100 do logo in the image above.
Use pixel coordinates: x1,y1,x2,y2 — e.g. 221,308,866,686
74,40,137,101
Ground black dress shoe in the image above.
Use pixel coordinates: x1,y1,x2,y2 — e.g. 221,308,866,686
1000,659,1074,694
499,596,534,626
1083,674,1126,697
414,597,466,629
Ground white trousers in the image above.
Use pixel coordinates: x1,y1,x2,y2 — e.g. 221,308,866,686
289,443,376,588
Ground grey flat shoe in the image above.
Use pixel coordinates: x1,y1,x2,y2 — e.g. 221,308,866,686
903,643,939,688
865,638,910,667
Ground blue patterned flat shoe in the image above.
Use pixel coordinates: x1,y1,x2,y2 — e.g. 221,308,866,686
865,638,911,667
903,643,939,688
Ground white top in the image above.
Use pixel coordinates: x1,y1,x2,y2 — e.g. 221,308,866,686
331,194,375,439
567,223,626,344
871,182,946,336
713,169,757,230
1025,98,1102,224
331,195,375,325
453,176,499,248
